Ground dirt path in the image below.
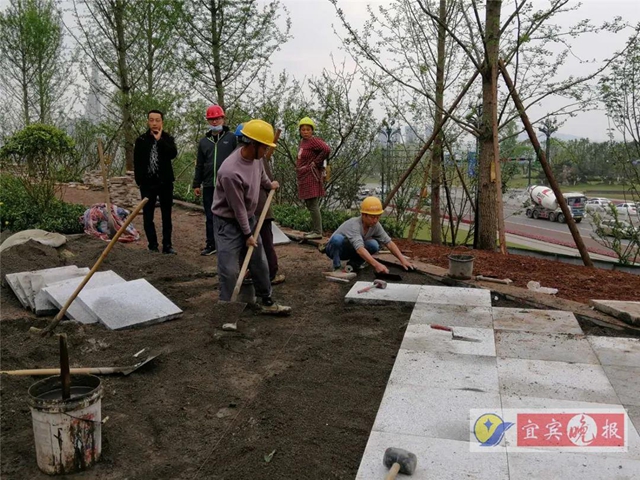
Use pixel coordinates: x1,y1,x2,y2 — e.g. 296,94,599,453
1,189,438,479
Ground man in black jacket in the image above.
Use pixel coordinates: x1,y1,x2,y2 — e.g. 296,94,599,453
134,109,178,254
193,104,237,256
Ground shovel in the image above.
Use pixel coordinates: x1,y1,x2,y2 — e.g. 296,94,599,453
220,189,276,332
1,352,161,377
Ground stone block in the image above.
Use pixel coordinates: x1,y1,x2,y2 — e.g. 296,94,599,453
401,324,496,357
416,285,492,307
272,223,290,245
492,307,583,335
590,300,640,326
4,273,30,309
588,336,640,368
409,304,493,328
31,267,90,316
497,358,619,404
603,365,640,406
495,331,599,364
345,282,421,305
76,279,182,330
41,271,126,324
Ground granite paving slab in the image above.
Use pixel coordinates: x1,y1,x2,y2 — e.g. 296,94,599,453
271,222,291,245
76,279,182,330
388,349,499,392
356,431,509,480
602,365,640,407
32,267,90,316
588,336,640,368
401,324,496,357
4,273,30,309
497,358,619,404
492,307,583,335
409,304,493,328
14,266,83,310
590,300,640,326
416,285,492,307
41,271,126,324
495,331,599,364
345,282,421,305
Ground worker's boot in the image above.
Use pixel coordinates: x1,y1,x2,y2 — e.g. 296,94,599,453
271,274,286,285
259,297,292,316
303,232,322,240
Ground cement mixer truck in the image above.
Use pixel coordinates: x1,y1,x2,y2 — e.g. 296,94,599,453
525,185,586,223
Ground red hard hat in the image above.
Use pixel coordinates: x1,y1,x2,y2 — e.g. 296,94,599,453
206,104,225,119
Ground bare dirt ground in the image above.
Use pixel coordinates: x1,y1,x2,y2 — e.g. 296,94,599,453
1,188,435,479
2,187,639,479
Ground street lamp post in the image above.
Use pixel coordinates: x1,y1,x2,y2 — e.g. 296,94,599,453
538,116,559,167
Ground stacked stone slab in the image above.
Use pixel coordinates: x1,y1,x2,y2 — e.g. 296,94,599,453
82,169,139,208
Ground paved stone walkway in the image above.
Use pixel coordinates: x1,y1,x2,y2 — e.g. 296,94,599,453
355,286,640,479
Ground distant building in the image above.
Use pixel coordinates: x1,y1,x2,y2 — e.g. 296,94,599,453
84,65,102,124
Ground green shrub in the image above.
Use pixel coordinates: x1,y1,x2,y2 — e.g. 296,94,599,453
0,174,85,234
272,204,402,238
173,181,202,205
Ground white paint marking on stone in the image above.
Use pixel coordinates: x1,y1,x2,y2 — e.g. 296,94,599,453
76,279,182,330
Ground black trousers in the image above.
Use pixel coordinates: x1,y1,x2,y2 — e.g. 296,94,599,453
202,186,215,249
140,183,173,250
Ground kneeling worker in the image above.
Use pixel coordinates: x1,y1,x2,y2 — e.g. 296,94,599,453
212,119,291,315
323,196,414,273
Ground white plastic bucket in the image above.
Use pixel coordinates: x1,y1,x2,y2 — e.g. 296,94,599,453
448,254,475,280
28,374,103,475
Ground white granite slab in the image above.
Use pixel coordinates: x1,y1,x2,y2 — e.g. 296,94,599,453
4,273,30,309
588,336,640,368
388,349,499,392
76,279,182,330
372,383,501,442
416,286,492,307
345,282,421,305
492,307,583,335
497,358,619,404
13,266,83,310
590,300,640,326
401,324,496,357
495,331,599,364
409,304,493,328
41,271,126,324
32,267,90,316
603,365,640,407
356,431,509,480
272,222,291,245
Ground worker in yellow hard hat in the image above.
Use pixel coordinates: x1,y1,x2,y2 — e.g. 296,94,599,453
296,116,331,240
212,119,291,316
321,196,414,273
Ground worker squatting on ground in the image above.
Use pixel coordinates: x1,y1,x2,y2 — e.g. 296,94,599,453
322,196,415,274
296,117,331,240
212,119,292,315
192,105,237,256
235,124,285,286
134,109,178,254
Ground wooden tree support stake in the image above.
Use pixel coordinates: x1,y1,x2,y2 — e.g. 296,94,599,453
499,59,593,268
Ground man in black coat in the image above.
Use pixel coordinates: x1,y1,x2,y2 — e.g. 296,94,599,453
192,104,237,256
134,109,178,254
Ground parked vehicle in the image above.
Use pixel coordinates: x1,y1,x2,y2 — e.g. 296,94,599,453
597,219,638,239
616,202,638,217
525,185,586,223
585,198,611,213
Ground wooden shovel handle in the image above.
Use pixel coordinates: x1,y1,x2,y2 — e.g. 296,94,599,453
1,367,120,376
97,138,112,213
230,189,276,302
39,197,149,337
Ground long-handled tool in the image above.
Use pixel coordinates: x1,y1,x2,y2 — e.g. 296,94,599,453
1,352,161,377
221,189,276,332
383,447,417,479
98,138,117,238
59,333,71,399
32,197,148,337
430,324,481,342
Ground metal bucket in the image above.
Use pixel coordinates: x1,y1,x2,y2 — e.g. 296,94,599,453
28,374,103,475
447,254,474,280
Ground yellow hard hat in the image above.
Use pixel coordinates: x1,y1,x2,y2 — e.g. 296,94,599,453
360,196,384,216
241,119,277,147
298,117,316,130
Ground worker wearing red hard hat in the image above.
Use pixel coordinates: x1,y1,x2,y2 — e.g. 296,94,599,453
193,104,237,256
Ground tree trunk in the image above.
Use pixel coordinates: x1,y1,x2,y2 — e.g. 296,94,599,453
430,0,447,245
210,0,225,109
146,0,153,96
476,0,501,251
115,0,134,171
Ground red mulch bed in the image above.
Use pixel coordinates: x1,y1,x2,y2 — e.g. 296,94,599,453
394,240,640,305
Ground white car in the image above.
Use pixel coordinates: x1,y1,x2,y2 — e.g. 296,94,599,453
616,202,638,216
585,198,611,212
598,219,638,239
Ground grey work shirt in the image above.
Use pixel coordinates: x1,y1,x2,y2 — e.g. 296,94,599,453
332,216,392,251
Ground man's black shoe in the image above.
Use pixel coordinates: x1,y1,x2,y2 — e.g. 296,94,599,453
201,246,217,256
149,247,160,253
162,247,177,255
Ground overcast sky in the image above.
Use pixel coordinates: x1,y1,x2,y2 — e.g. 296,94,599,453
269,0,640,141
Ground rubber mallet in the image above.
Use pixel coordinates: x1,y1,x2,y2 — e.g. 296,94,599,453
383,447,417,479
